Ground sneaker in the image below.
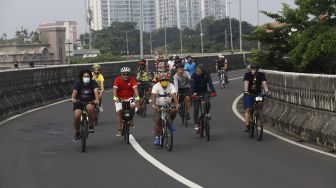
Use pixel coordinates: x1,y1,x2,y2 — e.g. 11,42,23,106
89,126,95,133
99,106,104,112
116,129,123,137
154,136,160,146
136,107,141,115
194,125,200,133
73,132,80,142
149,99,152,103
186,113,191,120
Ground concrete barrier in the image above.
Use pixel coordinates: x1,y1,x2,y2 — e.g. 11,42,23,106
0,54,247,120
262,70,336,150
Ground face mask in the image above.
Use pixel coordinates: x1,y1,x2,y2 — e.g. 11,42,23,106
160,81,169,88
83,77,90,84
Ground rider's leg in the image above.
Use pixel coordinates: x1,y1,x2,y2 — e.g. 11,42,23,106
193,99,200,125
245,108,253,125
73,109,82,133
87,104,95,128
224,71,229,83
153,111,161,136
185,96,191,113
116,110,122,130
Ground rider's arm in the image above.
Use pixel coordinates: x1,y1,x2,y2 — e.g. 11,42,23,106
173,75,179,92
261,73,269,93
100,75,105,92
172,93,179,108
131,77,139,97
224,60,228,70
71,90,78,101
206,73,216,93
243,73,250,93
190,74,195,94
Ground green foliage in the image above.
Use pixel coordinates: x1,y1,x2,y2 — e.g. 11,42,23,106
87,17,256,56
247,0,336,74
70,53,125,64
15,27,40,44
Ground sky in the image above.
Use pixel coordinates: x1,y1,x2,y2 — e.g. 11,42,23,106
0,0,295,38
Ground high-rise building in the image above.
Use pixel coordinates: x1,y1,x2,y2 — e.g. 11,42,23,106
87,0,226,31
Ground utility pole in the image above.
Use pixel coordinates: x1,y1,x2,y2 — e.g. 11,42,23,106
126,31,129,60
199,0,204,56
228,2,233,53
239,0,243,52
140,0,144,59
257,0,261,49
66,41,73,65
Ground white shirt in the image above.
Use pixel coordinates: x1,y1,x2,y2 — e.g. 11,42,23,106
152,82,176,106
167,60,175,71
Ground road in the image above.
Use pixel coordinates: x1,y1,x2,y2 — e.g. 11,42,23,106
0,70,335,188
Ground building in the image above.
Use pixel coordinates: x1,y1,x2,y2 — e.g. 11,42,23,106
0,44,55,68
39,21,77,56
87,0,227,31
39,26,66,64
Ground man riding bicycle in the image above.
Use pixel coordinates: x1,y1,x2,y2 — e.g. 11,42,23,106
243,63,269,132
184,55,196,76
216,54,229,85
70,69,100,141
152,73,179,145
174,63,191,120
191,64,217,132
136,59,152,105
92,64,105,112
113,67,140,136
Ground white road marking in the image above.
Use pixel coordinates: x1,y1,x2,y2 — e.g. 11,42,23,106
129,135,203,188
232,93,336,159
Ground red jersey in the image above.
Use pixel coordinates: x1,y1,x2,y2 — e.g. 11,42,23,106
113,75,137,99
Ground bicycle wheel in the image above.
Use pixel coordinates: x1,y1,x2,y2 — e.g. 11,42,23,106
205,118,210,141
166,121,173,152
199,117,204,138
160,121,165,148
249,122,255,138
80,118,89,152
95,107,99,126
142,100,147,118
126,123,130,144
254,113,263,141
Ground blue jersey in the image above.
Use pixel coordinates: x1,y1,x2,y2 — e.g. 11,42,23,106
184,62,196,76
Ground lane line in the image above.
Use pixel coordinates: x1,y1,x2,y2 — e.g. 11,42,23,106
232,94,336,159
129,135,203,188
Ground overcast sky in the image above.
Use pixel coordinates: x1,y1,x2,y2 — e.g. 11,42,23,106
0,0,295,38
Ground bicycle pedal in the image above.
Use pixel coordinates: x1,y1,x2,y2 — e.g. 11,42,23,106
205,114,212,120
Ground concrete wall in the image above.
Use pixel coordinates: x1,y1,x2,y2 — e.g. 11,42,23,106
263,70,336,150
0,54,247,120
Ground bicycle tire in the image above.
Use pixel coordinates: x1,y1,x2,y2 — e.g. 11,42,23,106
160,121,164,148
142,100,147,118
199,117,204,138
255,113,263,141
80,118,89,152
184,105,188,127
126,123,130,144
205,118,210,141
166,121,173,152
249,122,255,138
95,107,99,126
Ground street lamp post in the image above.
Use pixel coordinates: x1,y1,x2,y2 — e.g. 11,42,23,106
239,0,243,52
180,29,183,55
199,0,204,56
228,2,234,53
66,41,73,65
140,0,144,59
126,31,129,60
257,0,261,49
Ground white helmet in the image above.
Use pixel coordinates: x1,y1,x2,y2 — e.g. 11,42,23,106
218,53,225,59
120,66,131,73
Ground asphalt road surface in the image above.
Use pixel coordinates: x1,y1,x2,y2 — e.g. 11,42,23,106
1,70,335,188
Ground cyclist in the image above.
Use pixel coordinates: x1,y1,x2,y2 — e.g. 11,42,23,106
136,59,152,111
184,55,196,76
243,63,269,132
216,54,229,85
191,64,217,132
70,69,100,141
113,67,140,136
151,73,179,145
167,56,175,73
174,63,191,120
92,64,105,112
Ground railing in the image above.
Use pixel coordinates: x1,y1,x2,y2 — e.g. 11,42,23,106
264,70,336,112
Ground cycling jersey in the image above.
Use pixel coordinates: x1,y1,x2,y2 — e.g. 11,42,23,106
92,72,105,90
217,60,228,70
191,72,216,94
152,82,176,106
184,62,196,75
243,72,266,94
173,72,190,91
137,69,150,82
113,75,137,99
73,80,98,102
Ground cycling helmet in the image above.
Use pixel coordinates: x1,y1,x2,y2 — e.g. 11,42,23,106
92,64,101,70
138,59,146,65
120,66,131,73
250,63,259,69
158,73,171,81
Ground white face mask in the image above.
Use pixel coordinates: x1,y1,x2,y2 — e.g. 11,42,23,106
83,77,90,84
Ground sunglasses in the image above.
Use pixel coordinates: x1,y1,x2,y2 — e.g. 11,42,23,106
122,73,129,76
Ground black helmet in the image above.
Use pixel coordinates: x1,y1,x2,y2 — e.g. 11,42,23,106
250,63,259,69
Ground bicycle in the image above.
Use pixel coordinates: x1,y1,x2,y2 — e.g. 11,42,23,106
178,93,189,127
94,104,99,126
159,104,174,152
138,83,148,118
194,95,212,141
246,94,264,141
219,70,228,88
75,100,91,152
120,98,135,144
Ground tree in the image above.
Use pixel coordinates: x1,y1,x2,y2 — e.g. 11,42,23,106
247,0,336,74
15,27,40,44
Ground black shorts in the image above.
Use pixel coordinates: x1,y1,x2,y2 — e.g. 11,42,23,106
73,103,85,111
178,88,191,103
138,82,151,98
